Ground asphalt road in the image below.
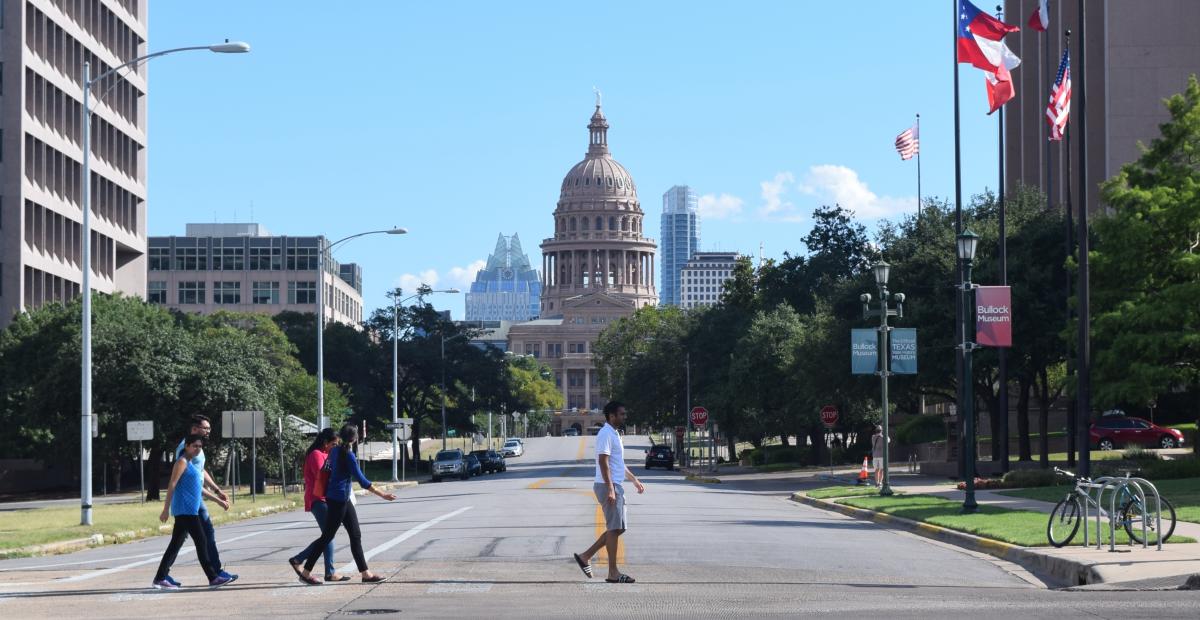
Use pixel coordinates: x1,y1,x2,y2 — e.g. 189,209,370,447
0,436,1195,618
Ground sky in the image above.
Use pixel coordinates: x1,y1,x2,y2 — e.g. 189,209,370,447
148,1,1007,319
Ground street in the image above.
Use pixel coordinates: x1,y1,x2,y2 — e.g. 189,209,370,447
0,436,1195,618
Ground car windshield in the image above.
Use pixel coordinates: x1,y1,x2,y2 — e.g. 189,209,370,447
652,447,670,454
436,451,461,461
470,451,488,457
504,440,519,446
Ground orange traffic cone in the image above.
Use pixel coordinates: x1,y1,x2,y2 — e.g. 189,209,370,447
857,456,870,485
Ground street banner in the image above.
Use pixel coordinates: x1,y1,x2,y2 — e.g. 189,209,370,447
975,286,1012,347
890,328,918,374
851,329,878,375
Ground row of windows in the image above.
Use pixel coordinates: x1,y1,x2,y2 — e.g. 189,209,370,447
149,246,319,271
91,173,139,233
26,4,143,127
151,281,319,306
522,341,591,359
557,215,641,234
24,199,81,265
562,174,631,190
25,133,82,205
47,0,142,59
24,265,81,310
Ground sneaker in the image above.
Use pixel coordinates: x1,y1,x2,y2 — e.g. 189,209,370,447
152,578,180,590
209,574,234,588
218,570,239,584
163,575,182,588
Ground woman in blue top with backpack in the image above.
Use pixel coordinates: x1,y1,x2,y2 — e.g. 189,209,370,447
293,424,396,585
153,434,234,589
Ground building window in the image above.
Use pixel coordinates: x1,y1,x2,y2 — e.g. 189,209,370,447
546,343,563,358
288,281,316,304
178,281,205,304
216,246,244,270
173,247,206,270
148,247,169,270
249,246,281,270
524,343,541,358
148,281,166,304
287,247,319,270
252,281,280,304
568,342,587,354
214,281,241,304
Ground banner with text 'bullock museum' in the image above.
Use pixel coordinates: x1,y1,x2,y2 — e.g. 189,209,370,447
975,286,1012,347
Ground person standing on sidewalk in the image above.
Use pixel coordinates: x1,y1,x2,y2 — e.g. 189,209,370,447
153,434,233,589
573,401,645,584
171,415,237,586
288,428,350,582
293,424,396,585
872,425,887,487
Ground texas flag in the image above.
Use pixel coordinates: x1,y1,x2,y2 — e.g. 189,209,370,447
958,0,1020,72
984,38,1022,114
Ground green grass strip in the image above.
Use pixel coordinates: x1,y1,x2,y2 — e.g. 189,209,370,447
805,485,892,500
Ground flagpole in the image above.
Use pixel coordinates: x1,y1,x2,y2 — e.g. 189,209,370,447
916,113,923,215
995,4,1009,473
1062,28,1077,469
952,0,969,492
1075,0,1092,478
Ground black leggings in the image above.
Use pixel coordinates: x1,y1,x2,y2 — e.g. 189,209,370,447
155,514,218,582
303,499,367,573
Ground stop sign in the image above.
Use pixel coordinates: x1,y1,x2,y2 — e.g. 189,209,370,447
820,405,839,428
690,406,709,426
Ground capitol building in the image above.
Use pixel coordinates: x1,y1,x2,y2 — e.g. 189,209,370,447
507,101,657,433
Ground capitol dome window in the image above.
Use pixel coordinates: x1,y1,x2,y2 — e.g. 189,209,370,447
584,177,589,185
575,178,580,186
581,218,589,231
569,218,577,231
595,217,603,230
607,177,613,186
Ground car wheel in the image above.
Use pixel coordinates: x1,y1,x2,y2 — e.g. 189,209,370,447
1161,436,1177,449
1098,438,1115,451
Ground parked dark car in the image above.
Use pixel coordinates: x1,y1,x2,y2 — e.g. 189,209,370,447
464,453,483,477
563,428,580,437
1090,416,1185,450
471,449,506,473
645,445,675,470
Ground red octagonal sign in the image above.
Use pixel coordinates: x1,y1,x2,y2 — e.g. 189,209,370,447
820,405,839,428
690,407,709,426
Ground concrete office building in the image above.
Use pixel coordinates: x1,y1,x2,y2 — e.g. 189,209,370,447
464,233,541,322
659,185,699,307
508,100,657,432
148,223,364,326
0,0,148,327
1003,0,1200,211
680,251,739,310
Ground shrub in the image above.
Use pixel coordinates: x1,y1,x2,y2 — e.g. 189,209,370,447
1098,456,1200,480
896,415,944,445
1001,468,1060,488
1121,446,1160,461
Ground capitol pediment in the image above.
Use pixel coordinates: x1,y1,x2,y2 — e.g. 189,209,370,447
562,291,635,310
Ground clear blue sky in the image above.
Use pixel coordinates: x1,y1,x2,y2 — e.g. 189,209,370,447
149,1,1005,319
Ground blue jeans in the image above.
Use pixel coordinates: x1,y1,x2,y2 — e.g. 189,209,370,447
197,505,223,573
290,501,336,576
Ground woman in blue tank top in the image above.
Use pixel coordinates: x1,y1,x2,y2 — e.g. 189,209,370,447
153,434,235,589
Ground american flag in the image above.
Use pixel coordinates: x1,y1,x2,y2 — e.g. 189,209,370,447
894,123,919,160
1046,49,1071,141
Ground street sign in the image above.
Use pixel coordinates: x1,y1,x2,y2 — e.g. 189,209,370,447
126,420,153,441
397,426,411,441
690,406,709,427
396,418,413,425
383,422,406,430
820,406,839,429
222,411,266,438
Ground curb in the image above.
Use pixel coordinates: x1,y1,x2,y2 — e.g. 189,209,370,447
789,492,1102,586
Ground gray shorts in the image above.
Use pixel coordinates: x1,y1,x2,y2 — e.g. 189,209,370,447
593,483,627,532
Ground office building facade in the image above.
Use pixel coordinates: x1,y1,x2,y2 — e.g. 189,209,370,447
0,0,149,327
148,223,364,326
680,251,738,310
659,185,699,306
464,233,541,322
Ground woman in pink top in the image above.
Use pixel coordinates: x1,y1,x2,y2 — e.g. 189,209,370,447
288,428,348,582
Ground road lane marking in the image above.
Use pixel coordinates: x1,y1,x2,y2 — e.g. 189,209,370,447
592,504,625,565
576,437,586,461
0,551,159,572
56,519,308,584
335,506,472,575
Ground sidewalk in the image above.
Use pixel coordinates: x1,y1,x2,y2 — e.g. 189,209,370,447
802,471,1200,587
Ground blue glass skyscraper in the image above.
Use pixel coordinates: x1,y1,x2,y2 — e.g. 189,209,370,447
660,185,700,306
465,233,542,322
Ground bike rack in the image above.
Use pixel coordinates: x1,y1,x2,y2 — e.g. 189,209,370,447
1082,475,1163,552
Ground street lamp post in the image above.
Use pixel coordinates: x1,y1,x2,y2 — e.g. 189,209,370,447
860,261,905,497
79,41,250,526
315,228,407,430
957,230,981,513
390,288,459,481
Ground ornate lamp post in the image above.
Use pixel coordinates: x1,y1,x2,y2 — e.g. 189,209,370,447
957,230,981,513
861,260,905,496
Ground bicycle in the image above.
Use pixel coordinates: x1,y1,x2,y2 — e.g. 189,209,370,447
1046,467,1176,548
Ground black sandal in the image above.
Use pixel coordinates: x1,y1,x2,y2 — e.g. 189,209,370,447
573,553,593,579
362,574,388,583
325,574,351,582
288,558,304,579
605,574,636,583
298,572,322,586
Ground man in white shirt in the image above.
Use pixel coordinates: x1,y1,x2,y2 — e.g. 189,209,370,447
573,401,644,584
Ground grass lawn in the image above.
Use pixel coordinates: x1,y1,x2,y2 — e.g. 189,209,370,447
999,477,1200,525
1007,450,1128,462
805,485,892,500
838,494,1194,547
0,490,297,554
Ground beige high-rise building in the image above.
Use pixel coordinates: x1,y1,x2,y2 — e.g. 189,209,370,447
0,0,148,327
1003,0,1200,211
508,101,657,432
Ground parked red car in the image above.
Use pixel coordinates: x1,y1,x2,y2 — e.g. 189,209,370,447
1090,416,1185,450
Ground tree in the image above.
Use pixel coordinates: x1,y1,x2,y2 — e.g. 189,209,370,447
1091,76,1200,453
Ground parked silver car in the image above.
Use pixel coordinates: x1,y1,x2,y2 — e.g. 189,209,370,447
432,449,468,481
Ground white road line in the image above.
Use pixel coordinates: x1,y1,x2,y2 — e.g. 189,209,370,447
57,520,307,584
0,552,160,572
336,506,472,575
